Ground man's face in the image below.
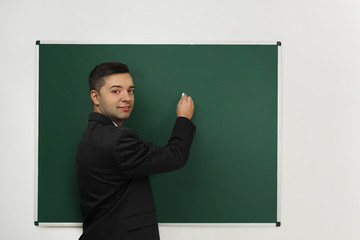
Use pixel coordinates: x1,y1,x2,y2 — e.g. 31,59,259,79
93,73,135,126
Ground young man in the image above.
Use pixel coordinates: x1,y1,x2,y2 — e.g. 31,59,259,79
76,62,196,240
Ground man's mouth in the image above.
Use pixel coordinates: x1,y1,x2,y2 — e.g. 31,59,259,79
118,106,131,111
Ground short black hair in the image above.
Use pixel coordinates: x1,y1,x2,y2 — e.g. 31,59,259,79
89,62,130,92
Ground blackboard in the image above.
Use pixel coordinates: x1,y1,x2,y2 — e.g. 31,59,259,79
36,43,280,225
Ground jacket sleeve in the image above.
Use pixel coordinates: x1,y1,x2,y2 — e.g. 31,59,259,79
114,117,196,178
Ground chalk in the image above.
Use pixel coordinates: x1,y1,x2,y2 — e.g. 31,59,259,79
182,93,185,97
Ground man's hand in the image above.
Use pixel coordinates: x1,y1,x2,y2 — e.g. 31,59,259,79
177,93,195,120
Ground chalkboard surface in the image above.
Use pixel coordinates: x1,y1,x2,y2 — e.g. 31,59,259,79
37,43,279,224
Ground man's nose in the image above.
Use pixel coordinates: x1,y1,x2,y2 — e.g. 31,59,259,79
121,91,131,102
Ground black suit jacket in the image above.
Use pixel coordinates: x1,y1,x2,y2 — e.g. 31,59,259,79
76,112,196,240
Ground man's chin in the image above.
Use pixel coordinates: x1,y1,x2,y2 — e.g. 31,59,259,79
115,113,131,122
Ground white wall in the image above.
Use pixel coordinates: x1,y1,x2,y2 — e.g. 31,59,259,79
1,0,360,239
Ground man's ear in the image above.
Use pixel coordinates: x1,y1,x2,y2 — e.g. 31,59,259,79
90,90,100,106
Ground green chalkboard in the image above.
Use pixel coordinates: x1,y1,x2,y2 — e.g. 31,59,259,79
36,43,279,225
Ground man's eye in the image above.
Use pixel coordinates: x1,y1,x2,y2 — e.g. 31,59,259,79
129,89,135,94
112,90,120,94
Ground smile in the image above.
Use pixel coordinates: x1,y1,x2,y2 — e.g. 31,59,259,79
118,106,131,111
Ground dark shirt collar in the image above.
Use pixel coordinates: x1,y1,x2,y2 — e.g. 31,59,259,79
88,112,114,126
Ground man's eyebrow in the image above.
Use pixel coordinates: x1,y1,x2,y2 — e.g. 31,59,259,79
109,85,122,89
109,85,135,89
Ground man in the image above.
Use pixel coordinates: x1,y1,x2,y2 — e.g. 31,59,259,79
76,62,196,240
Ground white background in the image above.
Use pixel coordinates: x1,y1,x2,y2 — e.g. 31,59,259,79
1,0,360,239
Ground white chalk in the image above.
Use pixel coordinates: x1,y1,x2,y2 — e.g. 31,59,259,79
182,93,185,97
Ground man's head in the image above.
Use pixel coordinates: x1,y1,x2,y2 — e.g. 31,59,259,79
89,62,135,127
